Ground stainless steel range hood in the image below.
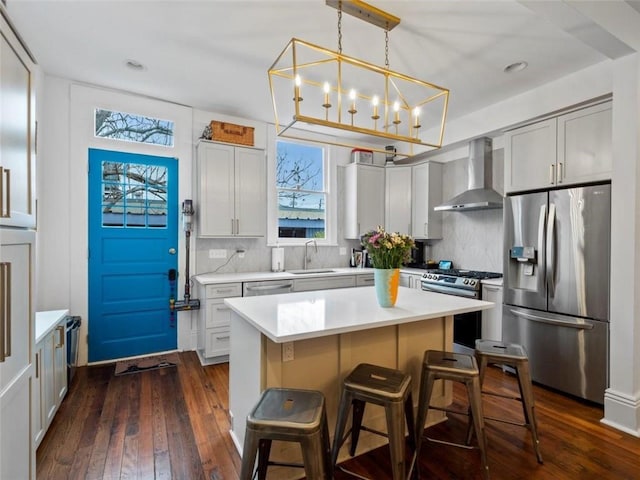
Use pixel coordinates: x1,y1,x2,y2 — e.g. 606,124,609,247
434,137,503,211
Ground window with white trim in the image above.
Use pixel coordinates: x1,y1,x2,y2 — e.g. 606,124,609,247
276,140,328,240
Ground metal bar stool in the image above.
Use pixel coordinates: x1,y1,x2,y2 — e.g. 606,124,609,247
415,350,489,480
331,363,416,480
239,388,332,480
470,339,543,464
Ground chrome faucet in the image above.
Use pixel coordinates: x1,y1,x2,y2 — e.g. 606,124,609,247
304,239,317,270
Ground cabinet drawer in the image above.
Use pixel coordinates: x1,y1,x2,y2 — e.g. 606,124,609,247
294,275,356,292
206,283,242,299
206,300,232,329
356,274,375,287
205,327,230,358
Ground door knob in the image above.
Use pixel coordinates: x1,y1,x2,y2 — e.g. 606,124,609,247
169,248,176,255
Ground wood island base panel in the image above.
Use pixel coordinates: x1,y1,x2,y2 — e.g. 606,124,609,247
225,286,493,479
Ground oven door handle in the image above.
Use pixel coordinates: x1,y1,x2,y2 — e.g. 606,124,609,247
421,283,478,298
510,309,594,330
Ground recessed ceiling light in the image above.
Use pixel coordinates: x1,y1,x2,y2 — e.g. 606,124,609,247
125,59,145,71
504,61,528,74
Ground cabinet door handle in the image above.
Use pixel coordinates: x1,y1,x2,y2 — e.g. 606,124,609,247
215,288,234,294
216,306,230,311
483,286,501,292
231,218,235,234
549,164,555,184
0,262,11,361
0,167,10,218
56,325,65,348
215,335,230,341
424,223,428,236
35,352,39,378
236,219,239,235
557,162,563,183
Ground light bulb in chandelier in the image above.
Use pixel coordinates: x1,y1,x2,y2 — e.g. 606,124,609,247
413,107,421,129
371,95,380,120
293,75,303,102
393,101,401,125
322,82,332,108
348,89,357,114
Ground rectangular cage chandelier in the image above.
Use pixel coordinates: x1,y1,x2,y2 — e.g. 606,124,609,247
268,0,449,157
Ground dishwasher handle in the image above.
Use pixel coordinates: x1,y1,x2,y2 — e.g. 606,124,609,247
244,283,293,294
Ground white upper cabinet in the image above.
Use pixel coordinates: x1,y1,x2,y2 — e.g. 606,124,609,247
557,102,612,186
0,15,36,228
196,140,266,237
505,102,612,193
411,162,443,240
344,163,385,239
385,165,412,235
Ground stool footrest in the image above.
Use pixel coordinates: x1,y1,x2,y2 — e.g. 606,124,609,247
424,435,475,450
484,415,528,428
427,405,469,417
266,460,304,469
482,389,522,401
358,425,389,439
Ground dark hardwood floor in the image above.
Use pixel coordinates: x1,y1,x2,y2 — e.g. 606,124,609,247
37,351,640,479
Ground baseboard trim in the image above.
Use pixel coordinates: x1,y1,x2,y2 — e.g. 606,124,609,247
602,388,640,438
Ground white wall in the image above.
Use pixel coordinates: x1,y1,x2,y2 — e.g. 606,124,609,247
37,77,194,365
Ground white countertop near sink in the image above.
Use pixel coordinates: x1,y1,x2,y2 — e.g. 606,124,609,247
225,286,494,343
481,278,503,286
194,267,375,285
35,309,69,344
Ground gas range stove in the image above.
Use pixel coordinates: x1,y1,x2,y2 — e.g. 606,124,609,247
421,269,502,297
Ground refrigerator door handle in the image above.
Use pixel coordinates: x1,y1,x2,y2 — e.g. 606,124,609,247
537,204,546,295
510,309,594,330
546,203,556,297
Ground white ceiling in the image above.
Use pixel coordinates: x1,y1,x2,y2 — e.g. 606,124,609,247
5,0,640,128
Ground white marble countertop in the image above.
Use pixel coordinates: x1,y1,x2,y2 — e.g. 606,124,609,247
35,309,69,344
194,267,375,285
225,286,493,343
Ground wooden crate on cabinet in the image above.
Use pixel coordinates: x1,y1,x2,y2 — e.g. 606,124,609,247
344,163,385,239
196,140,266,237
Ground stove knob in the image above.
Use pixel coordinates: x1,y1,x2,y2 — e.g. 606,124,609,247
470,280,477,286
463,279,469,285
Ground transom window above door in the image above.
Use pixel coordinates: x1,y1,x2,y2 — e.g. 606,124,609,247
94,108,174,147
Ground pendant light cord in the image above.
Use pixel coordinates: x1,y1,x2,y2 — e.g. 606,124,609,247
338,0,343,54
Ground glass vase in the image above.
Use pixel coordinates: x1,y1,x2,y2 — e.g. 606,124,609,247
374,268,400,307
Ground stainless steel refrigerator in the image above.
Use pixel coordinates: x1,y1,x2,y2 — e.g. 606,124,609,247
503,183,610,403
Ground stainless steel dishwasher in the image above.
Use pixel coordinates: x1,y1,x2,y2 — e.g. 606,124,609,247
242,279,294,297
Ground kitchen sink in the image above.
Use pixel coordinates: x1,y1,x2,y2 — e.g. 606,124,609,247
287,269,336,274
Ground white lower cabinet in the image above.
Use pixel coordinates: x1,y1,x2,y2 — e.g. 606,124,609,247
481,284,503,341
197,283,242,365
400,272,423,289
34,316,68,449
0,229,35,479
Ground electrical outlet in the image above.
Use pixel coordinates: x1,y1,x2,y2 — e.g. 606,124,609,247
209,249,227,259
282,342,294,362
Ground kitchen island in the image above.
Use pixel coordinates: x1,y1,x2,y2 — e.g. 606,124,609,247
225,286,493,478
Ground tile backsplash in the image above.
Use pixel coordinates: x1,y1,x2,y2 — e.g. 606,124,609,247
194,148,504,276
428,148,504,273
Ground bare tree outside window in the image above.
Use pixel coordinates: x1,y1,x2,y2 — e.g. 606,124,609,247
95,109,174,147
276,141,326,239
101,161,168,228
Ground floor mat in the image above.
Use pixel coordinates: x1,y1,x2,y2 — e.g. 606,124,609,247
114,352,180,376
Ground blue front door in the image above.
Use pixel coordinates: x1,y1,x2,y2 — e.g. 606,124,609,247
88,148,178,362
